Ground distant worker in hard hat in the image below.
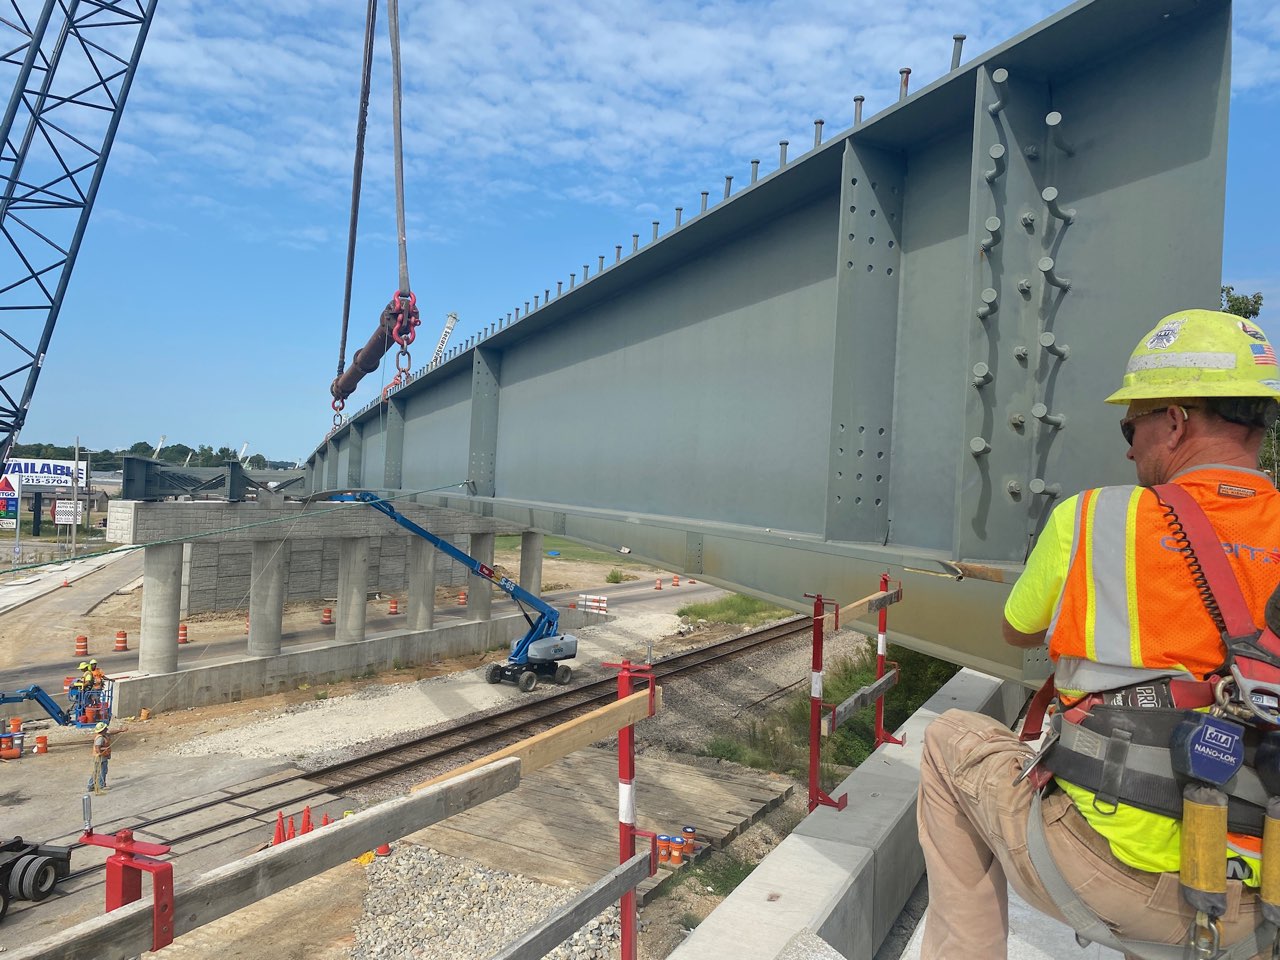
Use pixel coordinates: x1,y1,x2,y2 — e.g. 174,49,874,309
917,310,1280,958
72,661,92,692
88,721,111,794
89,659,105,689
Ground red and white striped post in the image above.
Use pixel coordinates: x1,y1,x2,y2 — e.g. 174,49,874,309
804,593,846,813
604,657,657,960
874,573,906,749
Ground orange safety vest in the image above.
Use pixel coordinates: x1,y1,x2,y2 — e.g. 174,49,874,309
94,734,111,758
1048,467,1280,699
1046,466,1280,872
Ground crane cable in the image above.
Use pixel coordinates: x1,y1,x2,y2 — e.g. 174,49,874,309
335,0,379,387
329,0,420,423
387,0,411,297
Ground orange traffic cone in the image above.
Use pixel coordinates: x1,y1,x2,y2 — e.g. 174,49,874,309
672,575,680,587
286,816,296,841
113,631,128,652
178,623,189,644
457,589,468,606
375,842,392,857
74,635,89,657
654,579,662,591
301,806,313,834
273,811,285,846
388,598,400,615
321,813,332,827
321,607,333,625
62,577,70,588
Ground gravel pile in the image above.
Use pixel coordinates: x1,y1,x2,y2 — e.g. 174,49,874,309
170,612,684,763
352,844,623,960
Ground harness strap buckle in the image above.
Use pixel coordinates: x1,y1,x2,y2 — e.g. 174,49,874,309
1192,912,1221,960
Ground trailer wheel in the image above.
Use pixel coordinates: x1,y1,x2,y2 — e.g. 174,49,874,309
518,671,538,693
25,857,56,902
485,663,504,684
7,855,30,899
554,664,573,686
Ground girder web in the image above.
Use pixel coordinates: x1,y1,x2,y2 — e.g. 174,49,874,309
0,0,155,463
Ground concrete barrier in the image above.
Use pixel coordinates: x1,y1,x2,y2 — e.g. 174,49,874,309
111,608,608,716
669,668,1026,960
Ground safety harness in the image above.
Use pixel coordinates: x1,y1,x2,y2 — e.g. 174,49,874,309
1021,482,1280,959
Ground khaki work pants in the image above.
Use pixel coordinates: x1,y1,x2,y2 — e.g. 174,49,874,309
917,709,1267,960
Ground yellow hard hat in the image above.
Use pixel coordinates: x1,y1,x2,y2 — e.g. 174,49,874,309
1107,309,1280,404
94,722,107,733
78,662,89,670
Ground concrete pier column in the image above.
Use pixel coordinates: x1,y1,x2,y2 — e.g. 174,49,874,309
405,538,436,631
139,542,183,675
467,532,494,621
519,531,543,597
248,541,289,657
336,538,369,644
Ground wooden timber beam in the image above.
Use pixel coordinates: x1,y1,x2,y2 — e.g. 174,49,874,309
414,686,662,791
9,759,521,960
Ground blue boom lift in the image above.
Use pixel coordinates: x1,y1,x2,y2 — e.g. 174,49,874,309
0,682,108,729
334,491,577,692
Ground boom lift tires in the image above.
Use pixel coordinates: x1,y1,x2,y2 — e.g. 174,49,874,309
485,663,503,684
554,664,573,686
518,671,538,693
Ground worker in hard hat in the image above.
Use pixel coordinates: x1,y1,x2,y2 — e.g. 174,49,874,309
89,659,105,689
88,721,111,794
72,661,92,692
917,310,1280,958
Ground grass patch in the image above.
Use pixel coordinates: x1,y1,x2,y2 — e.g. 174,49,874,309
676,594,793,627
679,911,702,930
687,852,756,896
696,641,959,787
496,535,650,567
314,689,328,700
605,568,638,584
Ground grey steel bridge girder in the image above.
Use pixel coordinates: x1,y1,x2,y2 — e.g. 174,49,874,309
306,0,1232,683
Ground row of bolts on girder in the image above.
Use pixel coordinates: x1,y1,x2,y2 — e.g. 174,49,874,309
966,66,1078,502
403,34,976,377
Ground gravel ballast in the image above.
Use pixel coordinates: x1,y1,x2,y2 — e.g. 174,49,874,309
352,845,623,959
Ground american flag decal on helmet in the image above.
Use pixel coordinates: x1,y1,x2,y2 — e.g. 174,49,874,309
1252,343,1277,366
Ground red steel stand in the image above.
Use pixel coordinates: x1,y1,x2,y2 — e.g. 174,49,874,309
804,593,846,813
603,658,658,960
79,828,174,950
874,573,905,749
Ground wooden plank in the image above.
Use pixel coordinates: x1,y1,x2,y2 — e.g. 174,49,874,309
823,668,899,735
8,759,521,960
413,825,605,887
836,588,902,626
492,854,652,960
414,687,661,791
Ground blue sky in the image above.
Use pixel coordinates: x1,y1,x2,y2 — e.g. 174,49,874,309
14,0,1280,463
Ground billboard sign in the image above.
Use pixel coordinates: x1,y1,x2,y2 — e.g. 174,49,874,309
53,500,83,524
3,458,86,488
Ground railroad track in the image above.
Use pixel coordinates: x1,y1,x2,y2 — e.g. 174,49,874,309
59,615,811,874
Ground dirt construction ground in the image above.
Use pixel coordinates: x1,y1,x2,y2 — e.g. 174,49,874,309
0,545,843,959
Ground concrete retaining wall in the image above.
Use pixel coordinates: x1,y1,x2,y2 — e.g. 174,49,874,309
112,608,608,715
669,669,1026,960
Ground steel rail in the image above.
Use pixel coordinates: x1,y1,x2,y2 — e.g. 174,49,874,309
56,617,812,878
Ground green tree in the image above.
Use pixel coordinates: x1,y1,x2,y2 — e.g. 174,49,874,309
214,446,237,463
246,453,268,470
1221,285,1263,320
127,440,153,456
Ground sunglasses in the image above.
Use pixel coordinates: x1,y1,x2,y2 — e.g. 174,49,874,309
1120,405,1193,446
